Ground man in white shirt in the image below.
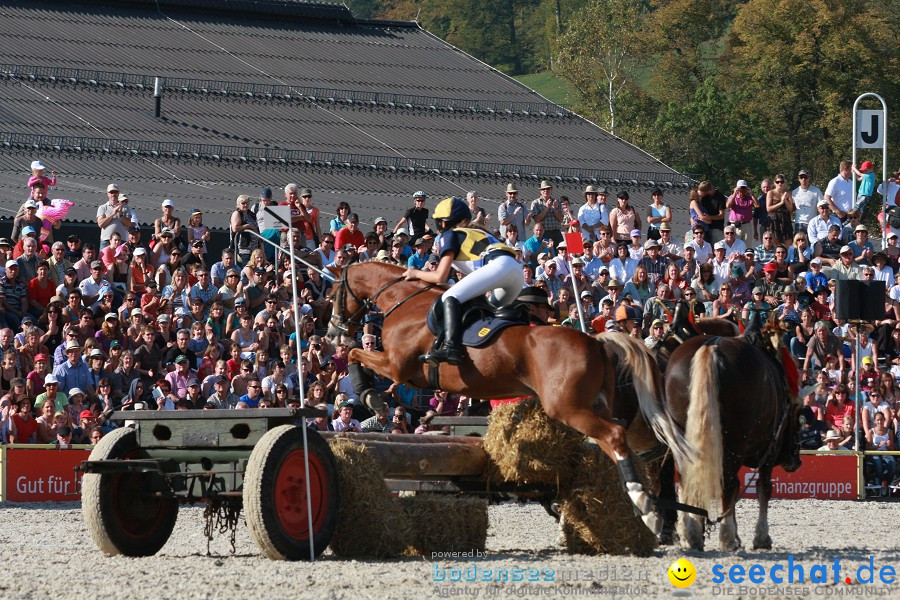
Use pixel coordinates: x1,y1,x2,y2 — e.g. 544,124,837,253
658,223,681,261
792,169,824,232
687,226,713,263
824,160,854,220
721,224,747,260
807,200,843,245
96,184,138,250
711,242,731,281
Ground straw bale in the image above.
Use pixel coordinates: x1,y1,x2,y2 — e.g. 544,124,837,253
559,445,657,556
327,438,411,558
481,397,581,487
399,494,488,557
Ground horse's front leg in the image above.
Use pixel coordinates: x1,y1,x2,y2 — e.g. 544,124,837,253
541,392,661,535
752,465,773,550
346,348,418,411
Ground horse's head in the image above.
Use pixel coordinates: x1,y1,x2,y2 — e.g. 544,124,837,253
326,265,367,340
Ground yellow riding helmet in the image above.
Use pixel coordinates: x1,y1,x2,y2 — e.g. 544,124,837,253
432,197,471,227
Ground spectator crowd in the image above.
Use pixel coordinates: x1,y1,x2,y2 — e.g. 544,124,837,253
2,159,900,494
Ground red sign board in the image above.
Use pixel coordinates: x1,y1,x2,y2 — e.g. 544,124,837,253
5,448,91,502
564,232,584,256
739,453,857,500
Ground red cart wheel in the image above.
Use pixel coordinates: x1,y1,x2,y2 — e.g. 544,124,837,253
244,425,340,560
82,428,178,557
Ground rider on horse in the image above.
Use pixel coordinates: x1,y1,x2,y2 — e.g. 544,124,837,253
403,197,523,366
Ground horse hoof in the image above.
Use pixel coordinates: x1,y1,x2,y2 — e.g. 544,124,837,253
658,529,676,546
752,536,772,550
360,389,384,412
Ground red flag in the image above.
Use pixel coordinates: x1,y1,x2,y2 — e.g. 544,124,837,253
564,232,584,256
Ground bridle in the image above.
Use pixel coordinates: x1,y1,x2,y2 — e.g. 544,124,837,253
328,265,438,335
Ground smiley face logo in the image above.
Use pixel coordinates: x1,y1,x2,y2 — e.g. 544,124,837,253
668,558,696,588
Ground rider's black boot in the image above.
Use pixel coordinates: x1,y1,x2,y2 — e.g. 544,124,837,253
420,297,464,366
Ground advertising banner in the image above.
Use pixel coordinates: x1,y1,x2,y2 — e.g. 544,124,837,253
3,447,90,502
739,453,858,500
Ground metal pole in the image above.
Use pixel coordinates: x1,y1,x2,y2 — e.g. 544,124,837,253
288,229,316,563
567,257,587,332
854,327,861,452
246,229,316,561
852,93,889,248
153,77,162,118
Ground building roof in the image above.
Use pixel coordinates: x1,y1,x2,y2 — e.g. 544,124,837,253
0,0,694,234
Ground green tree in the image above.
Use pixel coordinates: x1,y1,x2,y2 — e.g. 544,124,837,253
554,0,646,135
651,77,768,185
644,0,732,103
721,0,899,176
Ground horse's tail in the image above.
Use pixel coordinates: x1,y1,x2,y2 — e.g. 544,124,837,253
599,333,695,468
680,343,724,522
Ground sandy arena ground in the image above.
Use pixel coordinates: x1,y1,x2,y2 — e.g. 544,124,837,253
1,498,899,599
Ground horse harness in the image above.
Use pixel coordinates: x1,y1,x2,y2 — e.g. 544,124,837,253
329,265,440,336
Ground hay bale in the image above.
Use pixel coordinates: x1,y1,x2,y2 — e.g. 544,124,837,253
327,438,411,558
559,444,657,556
399,494,488,557
483,397,657,556
481,397,581,486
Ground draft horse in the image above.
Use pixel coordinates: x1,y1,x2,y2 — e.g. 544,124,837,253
327,262,694,533
663,318,803,551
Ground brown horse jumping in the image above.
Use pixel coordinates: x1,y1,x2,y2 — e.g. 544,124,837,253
663,321,802,551
327,262,694,533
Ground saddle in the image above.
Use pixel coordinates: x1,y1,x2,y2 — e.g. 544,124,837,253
425,296,530,348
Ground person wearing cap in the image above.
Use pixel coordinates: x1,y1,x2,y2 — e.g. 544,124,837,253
564,256,592,296
0,258,28,330
153,199,183,245
724,180,756,238
77,259,111,307
830,244,862,281
871,252,894,285
97,184,136,249
407,198,522,365
205,375,238,409
333,212,365,252
516,286,552,325
527,180,564,245
655,223,680,262
613,303,641,337
637,239,667,288
806,197,842,245
405,236,430,270
28,160,57,191
644,318,667,349
645,188,671,241
165,354,192,399
850,160,877,216
13,179,55,241
756,262,785,304
578,185,608,243
791,169,824,232
393,191,432,240
291,187,321,250
10,199,43,243
32,372,67,412
847,224,874,264
498,183,527,240
52,340,94,397
626,229,644,261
